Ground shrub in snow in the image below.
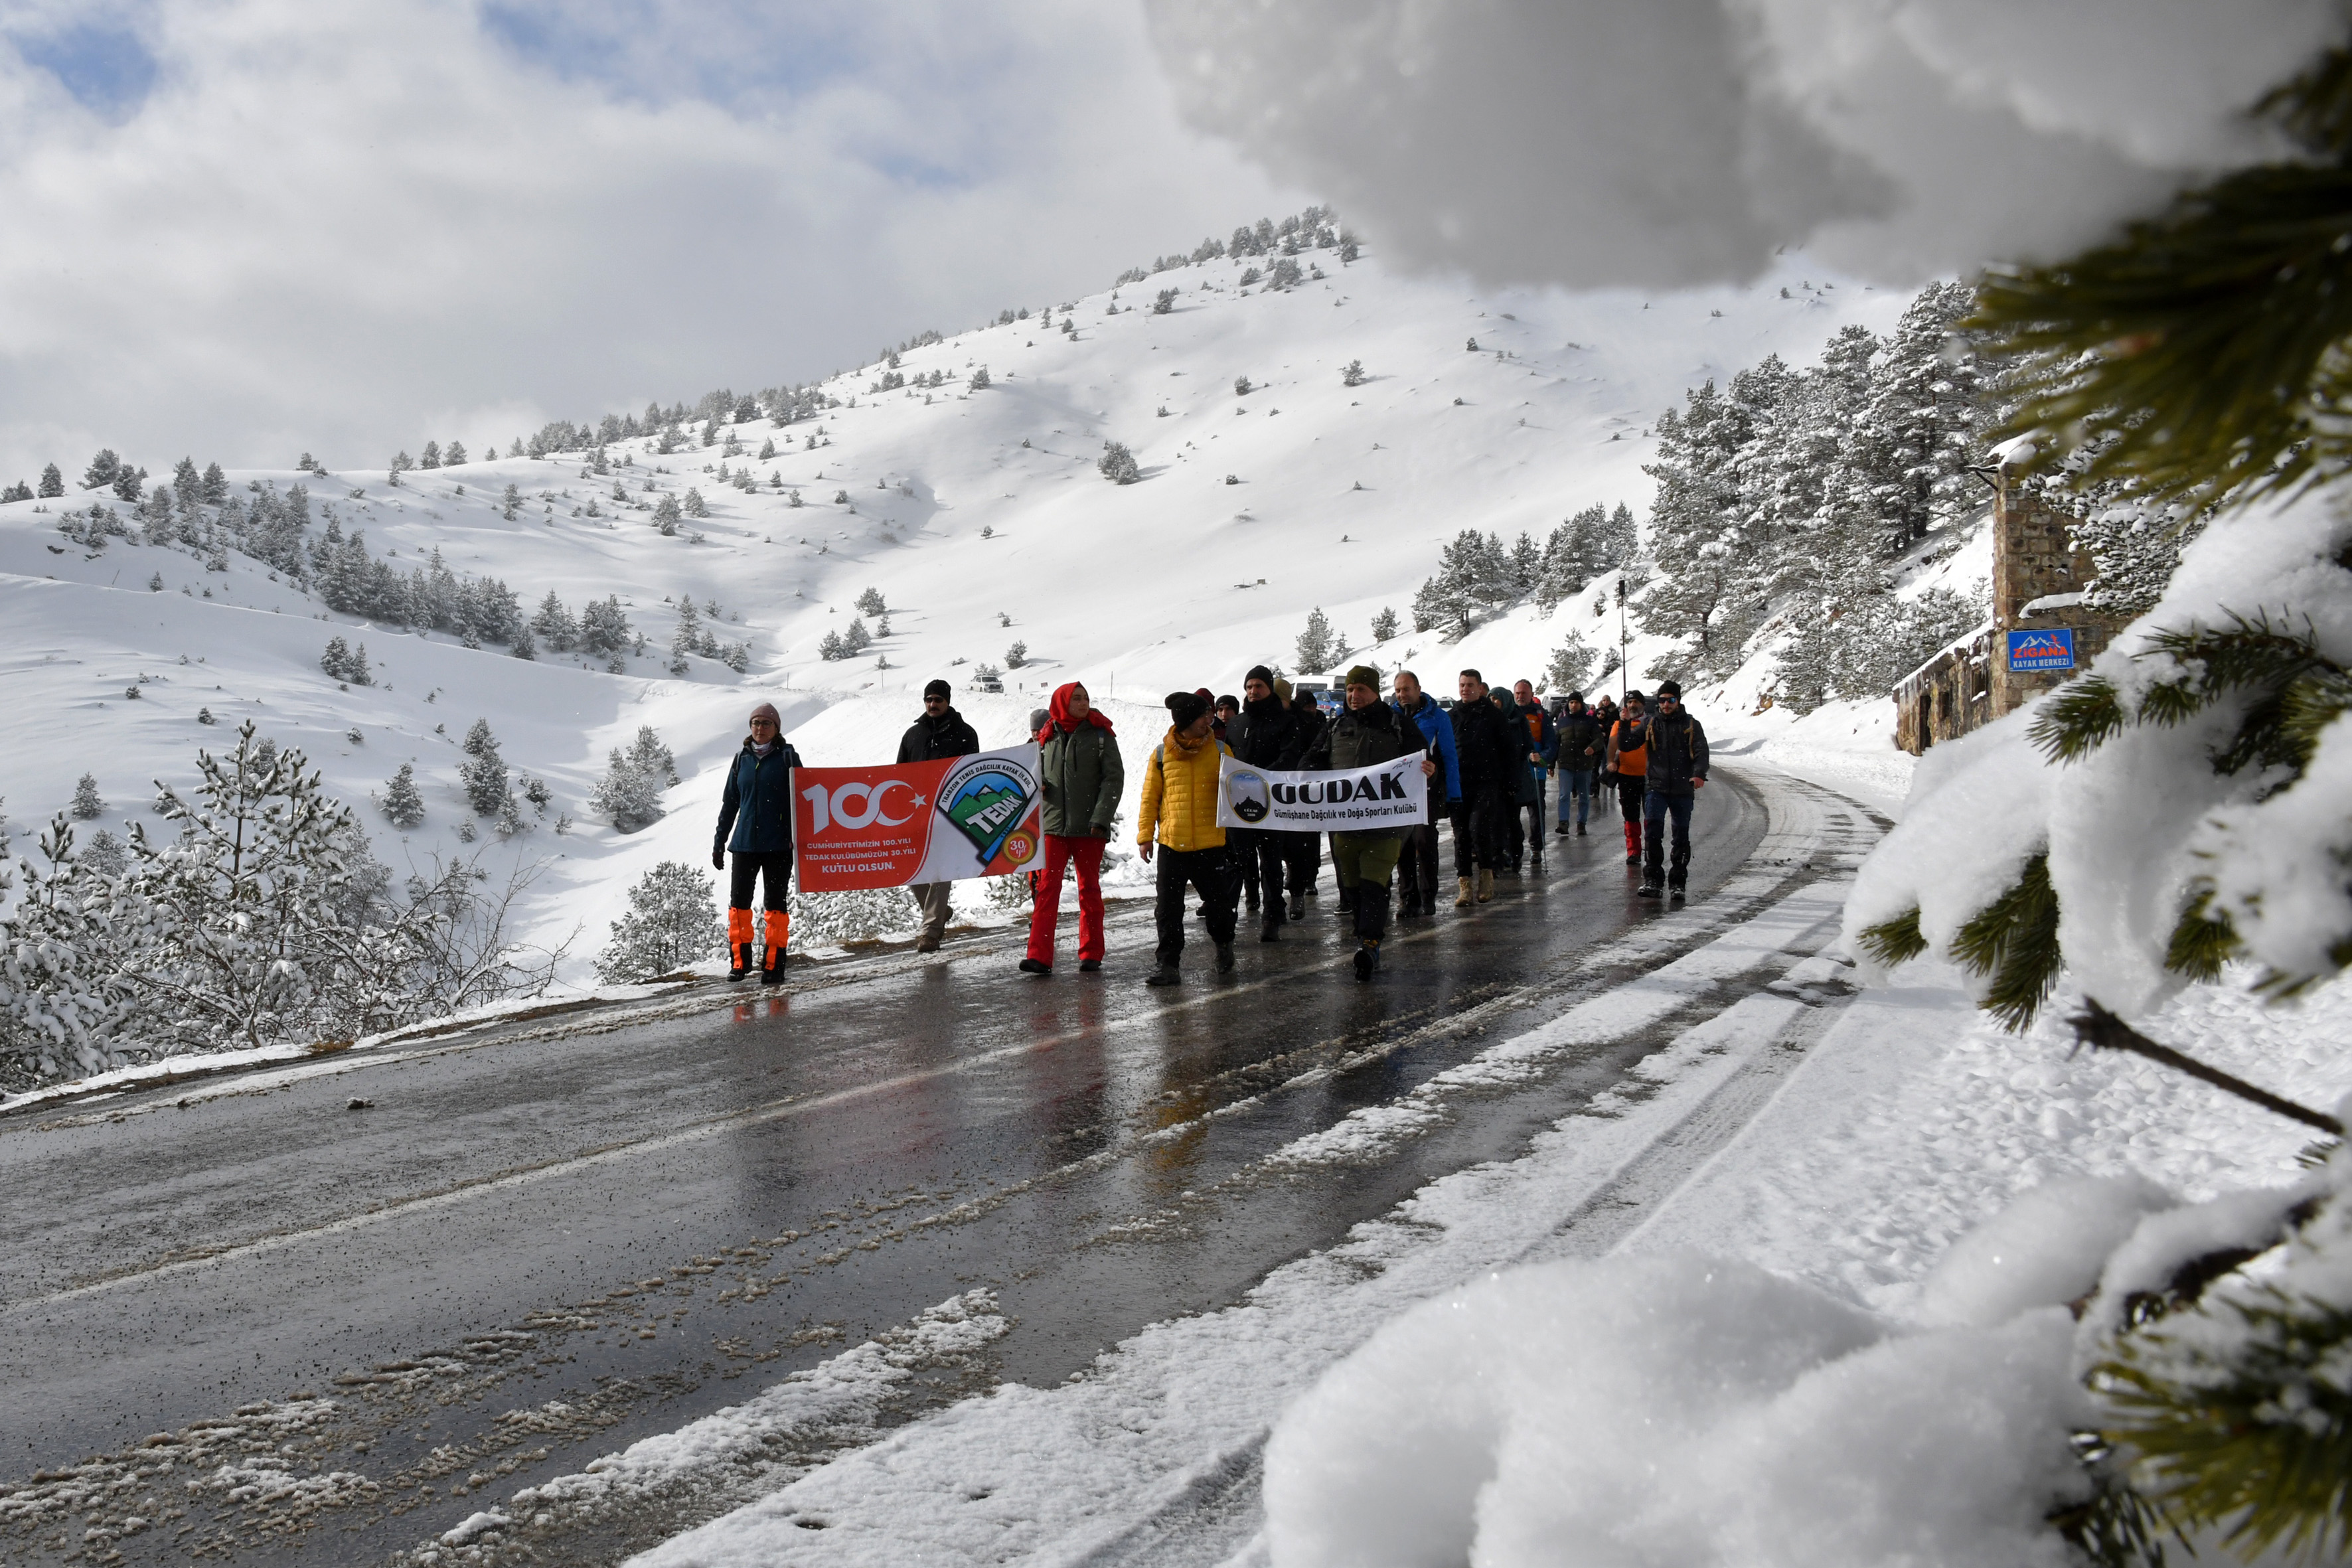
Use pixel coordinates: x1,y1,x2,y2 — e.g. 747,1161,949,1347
787,886,917,950
1153,287,1177,314
457,721,509,816
819,630,845,661
70,774,104,820
378,763,426,828
855,586,886,616
1342,359,1366,387
593,862,719,983
82,828,126,878
1005,641,1028,669
579,596,631,657
1370,606,1399,642
1235,375,1253,397
197,706,216,726
588,728,675,833
653,495,682,536
1099,441,1142,485
493,793,530,837
970,366,990,389
684,487,708,518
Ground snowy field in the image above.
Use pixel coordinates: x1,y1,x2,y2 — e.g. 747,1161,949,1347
0,238,1916,996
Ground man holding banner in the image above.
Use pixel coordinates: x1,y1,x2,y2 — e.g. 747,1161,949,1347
1227,665,1435,980
896,680,982,952
1140,690,1239,987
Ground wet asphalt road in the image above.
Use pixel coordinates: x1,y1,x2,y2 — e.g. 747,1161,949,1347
1,773,1792,1565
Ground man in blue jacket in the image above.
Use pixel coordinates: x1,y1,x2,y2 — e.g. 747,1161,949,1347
1391,669,1462,918
714,701,803,982
1506,679,1559,871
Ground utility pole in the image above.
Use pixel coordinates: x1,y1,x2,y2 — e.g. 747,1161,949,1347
1615,575,1629,702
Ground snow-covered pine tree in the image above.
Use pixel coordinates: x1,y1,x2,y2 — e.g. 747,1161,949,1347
653,495,682,536
0,816,139,1083
970,366,990,389
684,488,708,518
1371,606,1399,641
1342,359,1366,387
82,828,126,878
1545,632,1597,694
458,721,508,815
593,862,720,982
1640,374,1779,680
1099,441,1142,485
38,463,64,498
1295,607,1336,672
855,586,886,616
71,774,104,819
321,636,353,681
444,440,467,466
1006,640,1028,669
378,763,426,828
819,629,845,661
842,617,872,656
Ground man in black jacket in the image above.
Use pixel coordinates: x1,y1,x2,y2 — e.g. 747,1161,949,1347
1223,664,1300,940
1279,680,1324,918
1638,679,1710,900
898,678,982,950
1554,692,1603,837
1448,668,1518,905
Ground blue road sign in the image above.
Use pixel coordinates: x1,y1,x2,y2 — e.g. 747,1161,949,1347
2007,627,2076,672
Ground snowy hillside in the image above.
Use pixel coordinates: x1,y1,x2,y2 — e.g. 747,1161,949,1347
0,234,1913,984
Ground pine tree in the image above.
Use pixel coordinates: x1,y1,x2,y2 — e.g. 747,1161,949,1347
842,617,872,656
1545,633,1597,694
321,636,352,680
594,862,721,982
653,495,682,536
82,450,119,491
71,774,104,819
1371,606,1399,642
1006,639,1028,668
671,596,702,662
1295,607,1336,671
443,441,467,466
378,762,426,828
684,487,708,518
531,590,578,652
38,463,64,498
855,586,886,616
970,366,990,389
458,721,508,816
200,461,225,503
420,440,441,469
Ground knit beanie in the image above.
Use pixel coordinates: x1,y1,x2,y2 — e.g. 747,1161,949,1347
1245,663,1275,688
923,678,951,700
1166,690,1210,730
1344,664,1380,690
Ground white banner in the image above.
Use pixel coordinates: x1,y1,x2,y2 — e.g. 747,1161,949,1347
1215,752,1426,831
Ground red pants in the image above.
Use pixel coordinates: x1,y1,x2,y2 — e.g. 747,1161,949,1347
1026,834,1107,964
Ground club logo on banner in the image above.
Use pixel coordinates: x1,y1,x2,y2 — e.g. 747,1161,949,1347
1215,753,1425,831
793,744,1043,891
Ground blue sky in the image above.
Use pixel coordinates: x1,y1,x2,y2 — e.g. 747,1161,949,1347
10,17,156,121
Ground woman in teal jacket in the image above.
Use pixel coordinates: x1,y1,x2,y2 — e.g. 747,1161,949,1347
713,702,803,982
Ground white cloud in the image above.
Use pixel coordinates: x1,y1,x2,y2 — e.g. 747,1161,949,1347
1144,0,2341,289
0,0,1293,484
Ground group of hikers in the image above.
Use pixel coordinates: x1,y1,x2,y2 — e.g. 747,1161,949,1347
713,667,1709,986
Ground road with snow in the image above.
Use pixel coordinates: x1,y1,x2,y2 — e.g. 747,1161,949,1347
0,767,1882,1566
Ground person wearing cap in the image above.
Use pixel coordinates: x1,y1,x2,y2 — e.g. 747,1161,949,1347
1554,691,1602,837
1390,669,1460,919
1223,664,1302,940
714,702,804,983
1601,691,1650,868
1303,665,1437,977
1138,690,1239,986
898,678,981,952
1279,678,1325,916
1022,681,1123,975
1639,680,1710,899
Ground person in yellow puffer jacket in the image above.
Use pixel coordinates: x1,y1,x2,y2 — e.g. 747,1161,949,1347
1137,690,1238,987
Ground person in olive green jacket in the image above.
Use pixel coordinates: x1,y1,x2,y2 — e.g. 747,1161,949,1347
1302,665,1439,980
1021,681,1125,976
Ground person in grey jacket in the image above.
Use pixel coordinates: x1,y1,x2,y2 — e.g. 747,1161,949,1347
1021,681,1125,975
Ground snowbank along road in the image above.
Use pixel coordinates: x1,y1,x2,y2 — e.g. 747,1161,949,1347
0,766,1881,1566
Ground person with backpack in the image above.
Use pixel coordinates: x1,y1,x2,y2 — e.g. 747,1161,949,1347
1021,682,1123,975
1223,664,1301,941
1138,690,1239,987
1639,679,1711,900
1302,666,1437,979
1391,668,1461,918
713,701,803,984
1553,691,1603,836
1601,691,1650,868
898,678,981,952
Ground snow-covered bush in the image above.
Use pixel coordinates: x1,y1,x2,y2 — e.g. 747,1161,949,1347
593,862,719,983
1005,640,1028,670
1342,359,1366,387
855,586,886,616
1099,441,1141,485
788,886,918,950
1370,606,1399,642
70,774,103,819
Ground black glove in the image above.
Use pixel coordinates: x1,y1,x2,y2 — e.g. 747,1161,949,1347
711,846,726,872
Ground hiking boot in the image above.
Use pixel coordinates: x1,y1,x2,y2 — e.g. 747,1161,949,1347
1637,882,1663,899
728,942,755,982
759,949,787,983
1336,888,1356,914
1215,941,1237,973
1287,891,1306,922
1018,958,1052,977
1555,823,1572,837
1625,850,1641,867
1079,958,1101,973
1577,822,1588,837
1260,917,1281,943
915,933,941,954
1455,876,1474,908
1476,869,1495,902
1353,939,1380,981
1144,965,1181,987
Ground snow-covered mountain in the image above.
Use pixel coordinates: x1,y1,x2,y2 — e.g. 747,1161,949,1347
0,235,1917,980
